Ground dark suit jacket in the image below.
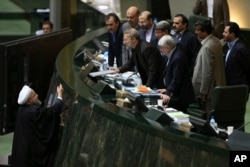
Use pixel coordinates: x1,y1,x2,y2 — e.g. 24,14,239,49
193,0,230,38
225,40,250,89
119,40,164,89
163,48,195,111
108,24,124,67
179,29,201,77
139,24,158,46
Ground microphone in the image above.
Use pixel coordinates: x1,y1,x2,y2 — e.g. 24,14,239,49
122,72,137,86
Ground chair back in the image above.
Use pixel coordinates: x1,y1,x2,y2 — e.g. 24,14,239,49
211,85,248,130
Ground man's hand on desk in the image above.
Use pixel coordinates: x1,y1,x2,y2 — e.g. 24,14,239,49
160,94,171,105
109,67,120,73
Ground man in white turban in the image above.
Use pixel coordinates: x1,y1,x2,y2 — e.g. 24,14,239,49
17,85,42,106
11,84,65,167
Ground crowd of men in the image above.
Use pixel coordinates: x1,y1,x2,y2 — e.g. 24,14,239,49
106,6,250,113
10,3,250,167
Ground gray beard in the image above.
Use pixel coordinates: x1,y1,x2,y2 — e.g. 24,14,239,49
33,99,42,106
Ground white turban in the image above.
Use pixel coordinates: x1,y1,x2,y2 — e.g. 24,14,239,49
17,85,32,105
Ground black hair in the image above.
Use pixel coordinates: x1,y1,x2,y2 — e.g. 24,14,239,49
106,13,120,23
174,14,189,27
227,22,240,37
195,20,213,34
43,20,53,29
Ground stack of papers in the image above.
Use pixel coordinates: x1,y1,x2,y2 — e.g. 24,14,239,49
167,111,189,124
89,70,115,77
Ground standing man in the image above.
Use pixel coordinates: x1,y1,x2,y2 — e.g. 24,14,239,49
157,35,195,111
111,28,164,89
122,6,141,31
12,84,65,167
155,20,175,62
138,11,158,46
172,14,201,77
105,13,123,67
193,0,230,39
223,22,250,91
155,20,171,41
122,6,141,66
192,20,226,114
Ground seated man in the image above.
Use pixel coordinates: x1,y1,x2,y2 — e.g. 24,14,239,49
42,20,53,33
35,20,54,35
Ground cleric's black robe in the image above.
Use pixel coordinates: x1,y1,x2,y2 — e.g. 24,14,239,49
11,99,64,167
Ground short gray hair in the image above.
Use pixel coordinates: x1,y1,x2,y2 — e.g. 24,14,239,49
124,28,140,40
158,35,176,48
155,20,171,33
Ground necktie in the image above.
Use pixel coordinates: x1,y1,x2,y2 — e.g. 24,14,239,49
112,33,116,42
225,43,232,63
175,32,181,41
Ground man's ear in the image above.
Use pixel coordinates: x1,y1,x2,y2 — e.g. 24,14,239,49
26,96,32,105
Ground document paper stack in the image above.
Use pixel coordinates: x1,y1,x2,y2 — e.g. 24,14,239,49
167,111,190,124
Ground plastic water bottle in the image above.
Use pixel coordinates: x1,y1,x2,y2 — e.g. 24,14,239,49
210,116,218,131
102,59,108,71
103,51,109,62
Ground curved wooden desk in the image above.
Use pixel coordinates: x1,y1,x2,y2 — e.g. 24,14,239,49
48,28,230,167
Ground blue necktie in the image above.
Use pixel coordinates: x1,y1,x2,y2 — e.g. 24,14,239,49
225,43,232,63
175,32,181,41
112,33,116,42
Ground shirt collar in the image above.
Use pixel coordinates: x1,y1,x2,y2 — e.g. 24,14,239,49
167,47,176,60
201,34,212,45
228,38,239,49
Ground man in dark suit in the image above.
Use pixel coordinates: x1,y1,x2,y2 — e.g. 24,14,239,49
172,14,201,77
223,22,250,92
157,35,195,111
138,11,158,46
111,28,164,89
105,13,124,67
193,0,230,39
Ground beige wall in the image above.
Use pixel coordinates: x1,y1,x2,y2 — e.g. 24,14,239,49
169,0,250,29
228,0,250,29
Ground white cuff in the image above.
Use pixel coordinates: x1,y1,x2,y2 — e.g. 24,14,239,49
57,96,63,101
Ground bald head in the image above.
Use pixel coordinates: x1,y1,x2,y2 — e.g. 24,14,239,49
126,6,140,28
127,6,140,16
140,11,152,18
